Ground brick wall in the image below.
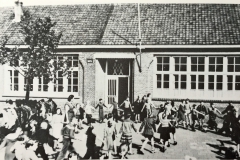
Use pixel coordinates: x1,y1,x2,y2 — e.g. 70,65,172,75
133,52,154,101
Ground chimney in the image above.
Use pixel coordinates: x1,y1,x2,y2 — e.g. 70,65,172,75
14,1,23,22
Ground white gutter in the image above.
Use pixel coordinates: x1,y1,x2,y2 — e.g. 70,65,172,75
5,44,240,49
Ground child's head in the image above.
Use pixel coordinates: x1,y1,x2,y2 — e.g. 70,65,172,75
192,104,197,109
108,113,113,119
107,120,113,128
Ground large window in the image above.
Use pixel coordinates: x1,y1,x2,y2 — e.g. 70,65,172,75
157,57,169,71
174,74,186,89
24,78,33,91
9,70,19,91
190,75,204,89
54,71,63,92
228,57,240,72
209,57,223,72
175,57,187,71
191,57,205,72
156,74,169,89
68,71,78,92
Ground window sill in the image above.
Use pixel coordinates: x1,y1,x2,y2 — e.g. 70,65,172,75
2,91,80,99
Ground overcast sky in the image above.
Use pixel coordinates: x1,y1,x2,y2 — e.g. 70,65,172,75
0,0,240,7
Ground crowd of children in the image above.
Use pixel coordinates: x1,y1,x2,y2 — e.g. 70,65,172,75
0,94,239,159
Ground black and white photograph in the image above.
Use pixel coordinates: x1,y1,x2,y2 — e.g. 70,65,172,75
0,0,240,159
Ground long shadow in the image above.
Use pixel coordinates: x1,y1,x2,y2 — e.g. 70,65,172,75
216,139,236,145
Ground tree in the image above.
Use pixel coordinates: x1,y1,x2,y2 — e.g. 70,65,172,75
0,11,70,101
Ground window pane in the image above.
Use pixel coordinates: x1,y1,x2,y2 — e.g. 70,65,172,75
228,83,232,90
228,57,234,64
217,75,222,82
217,83,222,90
199,75,204,82
227,75,233,82
164,74,169,81
73,71,78,77
198,57,205,64
209,83,214,90
175,65,179,71
157,82,161,88
14,78,18,83
209,57,215,64
191,75,196,82
43,85,48,91
157,74,161,81
175,82,178,89
217,57,223,64
175,57,179,63
181,57,187,63
198,83,204,89
14,71,18,76
181,75,186,81
198,65,204,71
181,82,186,89
235,57,240,64
236,76,240,82
235,65,240,72
163,57,169,63
216,65,223,72
163,82,169,88
191,83,196,89
68,86,71,92
209,75,214,82
68,79,72,84
191,65,197,71
157,57,162,63
180,65,187,71
58,86,63,92
157,65,162,71
228,65,234,72
175,75,179,81
73,79,78,85
209,65,215,72
191,57,197,64
58,78,63,84
235,83,240,90
73,86,78,92
163,64,169,71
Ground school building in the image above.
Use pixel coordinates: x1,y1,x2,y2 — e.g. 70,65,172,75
0,3,240,106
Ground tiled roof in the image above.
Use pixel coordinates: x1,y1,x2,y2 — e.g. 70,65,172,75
1,4,240,45
0,4,113,45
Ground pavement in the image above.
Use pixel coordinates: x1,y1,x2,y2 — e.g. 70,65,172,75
71,120,236,159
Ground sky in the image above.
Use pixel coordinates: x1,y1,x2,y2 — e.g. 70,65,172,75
0,0,240,7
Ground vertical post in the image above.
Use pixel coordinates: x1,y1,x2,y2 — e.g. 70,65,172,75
138,3,142,72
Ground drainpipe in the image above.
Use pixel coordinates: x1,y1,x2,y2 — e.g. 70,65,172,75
137,3,142,73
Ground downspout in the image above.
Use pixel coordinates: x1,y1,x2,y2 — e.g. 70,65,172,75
78,60,84,103
137,3,142,72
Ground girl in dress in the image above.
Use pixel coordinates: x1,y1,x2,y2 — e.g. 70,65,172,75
103,120,117,159
64,95,75,124
119,113,138,159
51,108,64,141
133,96,141,123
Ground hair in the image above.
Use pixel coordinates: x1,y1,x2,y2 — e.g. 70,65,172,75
8,100,13,105
192,104,197,107
126,96,129,99
48,98,52,102
40,99,45,103
181,99,185,103
68,151,79,160
171,101,175,107
99,98,102,101
108,113,113,119
210,102,214,106
186,98,189,101
68,95,74,102
147,93,151,97
25,142,34,149
107,120,112,127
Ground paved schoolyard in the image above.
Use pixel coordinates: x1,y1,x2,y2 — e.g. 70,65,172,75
71,120,236,159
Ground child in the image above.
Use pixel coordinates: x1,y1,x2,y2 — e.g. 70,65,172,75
138,112,156,154
191,104,206,131
207,103,221,132
119,113,138,159
103,120,117,159
106,113,118,155
22,140,41,160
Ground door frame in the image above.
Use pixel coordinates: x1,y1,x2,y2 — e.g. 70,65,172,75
105,59,131,105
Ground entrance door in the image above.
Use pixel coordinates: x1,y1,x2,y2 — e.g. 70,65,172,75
107,77,118,104
118,77,128,105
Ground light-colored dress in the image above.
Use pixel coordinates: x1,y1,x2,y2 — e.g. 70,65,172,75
104,126,116,151
51,114,64,139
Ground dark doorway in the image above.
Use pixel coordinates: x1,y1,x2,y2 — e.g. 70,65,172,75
118,77,128,105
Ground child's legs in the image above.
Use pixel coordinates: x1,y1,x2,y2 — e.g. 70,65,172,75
129,143,133,153
151,137,155,149
113,140,117,154
141,138,149,150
